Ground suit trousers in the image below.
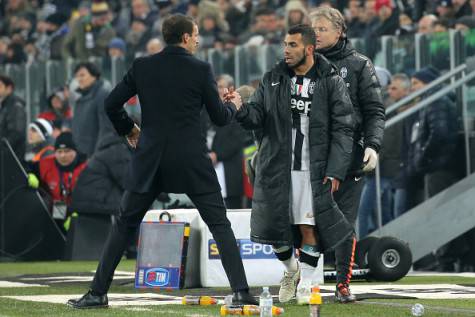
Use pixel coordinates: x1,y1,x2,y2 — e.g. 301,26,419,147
90,190,249,294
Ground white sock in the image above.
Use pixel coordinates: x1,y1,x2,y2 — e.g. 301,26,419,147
282,253,298,273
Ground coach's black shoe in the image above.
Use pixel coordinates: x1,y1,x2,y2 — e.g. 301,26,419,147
67,290,108,309
232,290,258,305
335,283,356,303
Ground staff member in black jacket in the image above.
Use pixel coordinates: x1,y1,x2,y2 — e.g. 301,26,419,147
236,24,354,304
310,7,386,303
68,14,256,309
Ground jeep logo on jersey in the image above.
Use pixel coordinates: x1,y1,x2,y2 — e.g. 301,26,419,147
291,98,311,115
340,67,348,79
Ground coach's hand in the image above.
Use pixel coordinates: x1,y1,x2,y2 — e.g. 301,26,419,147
228,91,242,110
126,123,141,149
323,176,340,194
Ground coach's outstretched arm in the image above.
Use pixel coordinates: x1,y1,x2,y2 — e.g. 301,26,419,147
202,63,241,127
235,74,267,129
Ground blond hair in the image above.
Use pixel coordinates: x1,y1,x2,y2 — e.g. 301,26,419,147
309,7,347,38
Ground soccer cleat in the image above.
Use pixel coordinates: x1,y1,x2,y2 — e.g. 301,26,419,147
335,283,356,303
278,266,300,303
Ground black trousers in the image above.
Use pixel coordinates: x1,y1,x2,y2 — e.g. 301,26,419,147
91,190,249,294
333,177,365,285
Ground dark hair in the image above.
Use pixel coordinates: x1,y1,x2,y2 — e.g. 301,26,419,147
0,75,14,90
287,24,316,47
74,62,101,79
162,14,195,45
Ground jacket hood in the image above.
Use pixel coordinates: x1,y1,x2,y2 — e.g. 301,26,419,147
96,130,127,151
317,38,355,60
273,52,338,78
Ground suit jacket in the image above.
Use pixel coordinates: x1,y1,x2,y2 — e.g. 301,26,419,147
105,45,237,194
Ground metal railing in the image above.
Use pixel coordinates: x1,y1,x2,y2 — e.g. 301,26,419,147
371,57,475,236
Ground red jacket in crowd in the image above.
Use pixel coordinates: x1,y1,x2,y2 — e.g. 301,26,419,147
38,155,87,205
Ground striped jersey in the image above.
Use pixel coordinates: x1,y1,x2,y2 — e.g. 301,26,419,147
290,69,316,171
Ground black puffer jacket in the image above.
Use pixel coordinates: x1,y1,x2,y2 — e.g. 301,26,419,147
318,39,385,176
70,131,131,215
236,54,354,250
407,91,459,177
0,94,26,158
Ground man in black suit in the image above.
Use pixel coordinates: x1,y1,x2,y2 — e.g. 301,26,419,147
68,14,257,309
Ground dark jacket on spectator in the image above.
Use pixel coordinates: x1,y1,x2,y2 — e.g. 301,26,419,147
318,38,386,176
70,132,131,215
455,1,473,19
62,17,116,60
72,79,112,157
407,91,459,177
236,55,354,250
0,94,26,158
379,119,403,180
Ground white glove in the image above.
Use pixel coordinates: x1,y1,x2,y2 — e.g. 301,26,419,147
362,147,378,172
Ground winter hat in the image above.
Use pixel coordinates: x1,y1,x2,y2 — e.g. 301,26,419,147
437,0,453,7
108,37,126,52
45,12,68,27
29,119,53,141
375,0,392,12
91,1,109,16
412,66,440,84
55,132,77,151
375,66,392,87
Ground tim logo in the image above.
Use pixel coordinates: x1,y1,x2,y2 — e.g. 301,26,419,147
144,268,170,287
209,239,276,259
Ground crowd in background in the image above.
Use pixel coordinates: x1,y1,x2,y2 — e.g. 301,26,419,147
0,0,475,269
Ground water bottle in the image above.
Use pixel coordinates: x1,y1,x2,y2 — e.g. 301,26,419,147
309,286,322,317
259,287,272,317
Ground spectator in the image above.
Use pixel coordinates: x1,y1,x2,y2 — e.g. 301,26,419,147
417,14,439,34
373,0,400,37
217,0,251,38
203,74,246,209
453,0,473,18
38,87,73,134
35,12,69,61
436,0,456,20
145,37,162,55
199,15,223,49
4,41,27,64
71,62,112,157
285,0,308,31
434,18,451,32
36,131,87,229
454,15,475,30
107,37,126,58
407,66,459,199
345,0,367,38
125,18,152,59
387,73,412,217
0,37,9,63
70,130,131,216
62,1,115,60
396,12,416,36
25,118,54,163
131,0,159,30
238,8,283,45
0,74,26,158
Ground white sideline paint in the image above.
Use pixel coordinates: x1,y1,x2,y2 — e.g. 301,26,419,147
18,271,134,284
0,281,46,288
3,284,475,305
3,293,182,306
